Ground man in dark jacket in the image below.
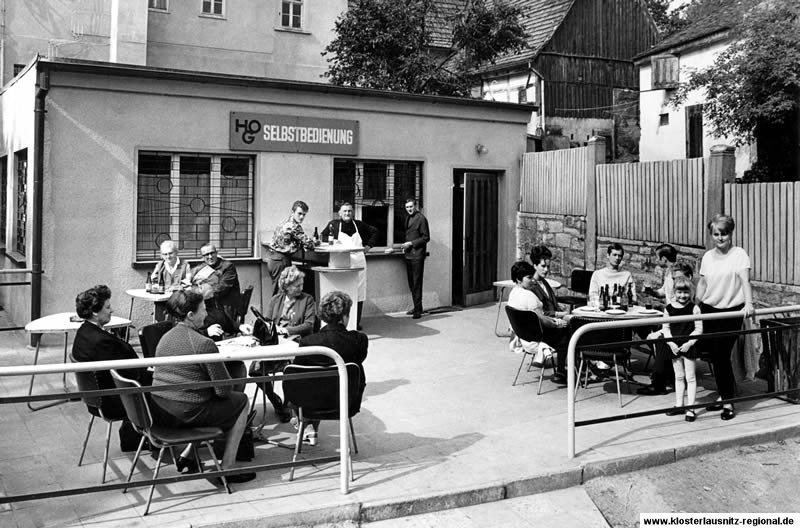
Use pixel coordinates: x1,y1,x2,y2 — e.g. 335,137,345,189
190,243,241,323
402,198,430,319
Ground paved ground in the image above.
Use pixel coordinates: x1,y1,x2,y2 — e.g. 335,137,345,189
0,303,798,528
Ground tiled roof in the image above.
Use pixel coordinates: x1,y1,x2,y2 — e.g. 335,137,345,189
635,0,747,60
481,0,575,70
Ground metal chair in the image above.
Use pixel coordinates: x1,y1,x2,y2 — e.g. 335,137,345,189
71,354,125,484
505,306,558,393
138,320,174,358
110,370,230,515
570,316,633,407
557,269,593,308
282,362,362,481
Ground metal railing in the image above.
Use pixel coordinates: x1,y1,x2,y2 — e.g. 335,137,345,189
567,304,800,458
0,344,352,503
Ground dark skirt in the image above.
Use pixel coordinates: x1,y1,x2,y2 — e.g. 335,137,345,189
150,391,248,431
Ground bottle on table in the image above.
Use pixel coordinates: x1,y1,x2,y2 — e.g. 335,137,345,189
312,227,320,245
152,274,162,294
620,285,628,311
626,283,634,307
145,273,152,293
601,284,609,311
327,223,335,245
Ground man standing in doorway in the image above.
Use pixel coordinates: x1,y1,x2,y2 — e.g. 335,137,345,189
322,202,378,330
402,198,430,319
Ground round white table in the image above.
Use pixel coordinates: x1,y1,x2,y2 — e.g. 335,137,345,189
492,278,562,337
24,313,132,411
125,288,173,323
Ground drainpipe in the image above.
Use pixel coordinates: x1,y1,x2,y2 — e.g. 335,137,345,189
31,66,49,335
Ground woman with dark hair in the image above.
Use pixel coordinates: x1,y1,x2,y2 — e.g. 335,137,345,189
72,285,152,451
150,289,255,482
697,214,754,421
294,291,368,446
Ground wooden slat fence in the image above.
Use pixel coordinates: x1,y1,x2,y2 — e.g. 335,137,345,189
596,158,706,247
521,146,590,215
725,182,800,286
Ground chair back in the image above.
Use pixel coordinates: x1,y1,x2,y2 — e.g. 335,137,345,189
505,306,545,343
110,369,153,433
138,320,174,358
70,353,102,410
570,269,593,295
235,285,255,326
283,363,362,418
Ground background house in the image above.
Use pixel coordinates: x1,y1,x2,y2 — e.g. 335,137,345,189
0,0,344,85
634,5,753,176
475,0,659,156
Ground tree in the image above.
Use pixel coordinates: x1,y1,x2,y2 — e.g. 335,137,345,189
322,0,526,97
671,0,800,180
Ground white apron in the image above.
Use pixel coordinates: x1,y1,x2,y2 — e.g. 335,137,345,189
337,222,367,301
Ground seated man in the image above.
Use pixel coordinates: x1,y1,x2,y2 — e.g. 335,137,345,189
151,239,190,321
72,285,152,452
588,243,637,306
189,243,241,323
645,243,678,308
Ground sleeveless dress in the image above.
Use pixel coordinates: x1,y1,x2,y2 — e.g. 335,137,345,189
665,303,698,359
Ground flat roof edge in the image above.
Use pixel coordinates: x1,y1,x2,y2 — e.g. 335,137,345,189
38,57,537,114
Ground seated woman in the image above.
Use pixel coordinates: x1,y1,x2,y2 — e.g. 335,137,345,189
507,261,571,384
252,266,317,423
72,285,152,451
149,289,255,483
295,291,368,446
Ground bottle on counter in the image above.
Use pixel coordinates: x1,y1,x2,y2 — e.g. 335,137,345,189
313,227,320,245
145,273,152,293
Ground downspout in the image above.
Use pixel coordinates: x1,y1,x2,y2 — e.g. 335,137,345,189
31,65,49,332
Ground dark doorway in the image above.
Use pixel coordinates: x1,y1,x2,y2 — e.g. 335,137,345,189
452,170,499,306
686,104,704,158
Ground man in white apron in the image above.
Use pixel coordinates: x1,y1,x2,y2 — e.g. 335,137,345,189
321,202,378,330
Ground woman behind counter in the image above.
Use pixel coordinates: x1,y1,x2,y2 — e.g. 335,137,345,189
150,289,255,483
696,214,755,421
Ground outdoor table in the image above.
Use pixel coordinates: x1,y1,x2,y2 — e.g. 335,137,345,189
492,278,562,337
311,245,365,331
570,305,662,320
217,335,300,438
125,288,173,324
24,312,132,411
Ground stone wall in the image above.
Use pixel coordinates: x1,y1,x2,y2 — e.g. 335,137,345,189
515,212,586,283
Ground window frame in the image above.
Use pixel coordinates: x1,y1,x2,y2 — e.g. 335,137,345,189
332,158,424,248
280,0,304,30
200,0,224,17
13,150,27,258
148,0,168,11
135,150,255,263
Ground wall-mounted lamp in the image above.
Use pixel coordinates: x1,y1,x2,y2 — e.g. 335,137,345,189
475,144,489,155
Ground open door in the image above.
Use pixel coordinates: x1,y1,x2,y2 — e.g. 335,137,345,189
452,171,498,306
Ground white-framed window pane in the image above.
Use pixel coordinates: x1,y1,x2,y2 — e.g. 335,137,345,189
332,158,423,247
202,0,223,15
136,151,254,261
281,0,302,28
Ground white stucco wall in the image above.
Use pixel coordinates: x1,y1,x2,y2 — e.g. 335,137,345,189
0,62,529,327
639,41,753,176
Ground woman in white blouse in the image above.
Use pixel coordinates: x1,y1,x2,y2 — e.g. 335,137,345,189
696,214,755,421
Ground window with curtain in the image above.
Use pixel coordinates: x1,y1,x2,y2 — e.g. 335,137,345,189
332,159,423,247
136,151,254,262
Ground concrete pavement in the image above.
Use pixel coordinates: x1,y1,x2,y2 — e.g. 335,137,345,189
0,303,798,528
